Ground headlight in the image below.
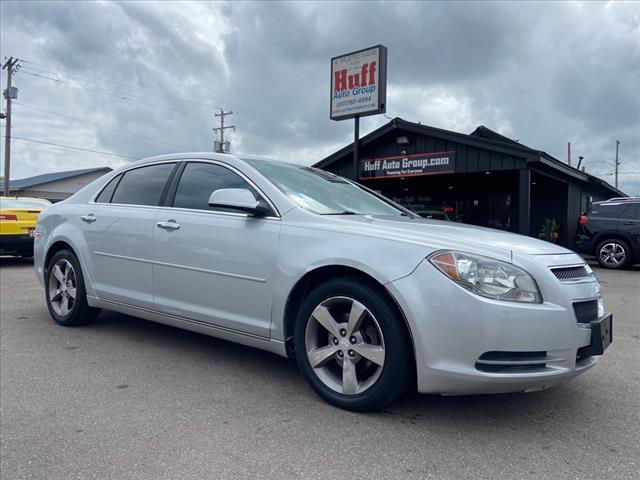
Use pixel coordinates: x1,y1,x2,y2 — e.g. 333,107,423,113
429,250,542,303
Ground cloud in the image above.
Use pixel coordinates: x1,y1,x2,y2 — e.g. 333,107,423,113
1,0,638,194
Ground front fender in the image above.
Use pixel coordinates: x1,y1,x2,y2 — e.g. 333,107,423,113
269,224,428,341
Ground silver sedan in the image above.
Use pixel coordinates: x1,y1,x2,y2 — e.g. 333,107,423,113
34,153,612,410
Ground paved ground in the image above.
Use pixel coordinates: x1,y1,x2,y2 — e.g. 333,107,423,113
1,257,638,480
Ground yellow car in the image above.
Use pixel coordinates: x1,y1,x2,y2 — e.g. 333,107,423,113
0,196,52,258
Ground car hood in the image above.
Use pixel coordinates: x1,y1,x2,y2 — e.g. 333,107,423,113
294,213,573,262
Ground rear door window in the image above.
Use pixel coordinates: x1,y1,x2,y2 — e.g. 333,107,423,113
111,163,176,206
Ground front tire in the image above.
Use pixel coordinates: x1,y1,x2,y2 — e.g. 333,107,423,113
596,239,631,269
294,278,412,411
45,249,100,326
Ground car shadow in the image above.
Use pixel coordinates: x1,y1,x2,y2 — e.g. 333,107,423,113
89,309,595,435
0,256,34,268
581,254,640,272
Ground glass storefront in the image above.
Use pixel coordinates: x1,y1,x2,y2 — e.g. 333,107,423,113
366,171,517,232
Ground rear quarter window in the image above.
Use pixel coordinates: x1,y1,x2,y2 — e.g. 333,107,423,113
95,174,122,203
589,204,628,217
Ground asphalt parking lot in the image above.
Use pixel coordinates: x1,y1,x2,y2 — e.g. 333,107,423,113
1,258,638,480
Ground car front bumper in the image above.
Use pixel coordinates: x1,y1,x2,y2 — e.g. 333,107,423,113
386,254,609,395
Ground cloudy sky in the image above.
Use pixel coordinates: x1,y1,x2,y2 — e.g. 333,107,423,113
1,1,639,194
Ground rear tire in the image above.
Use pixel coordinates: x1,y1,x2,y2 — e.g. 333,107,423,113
294,277,412,411
45,249,100,326
595,239,631,269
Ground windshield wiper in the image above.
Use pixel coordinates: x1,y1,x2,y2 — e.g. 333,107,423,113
321,211,360,215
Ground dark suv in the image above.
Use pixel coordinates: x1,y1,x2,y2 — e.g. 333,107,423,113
576,197,640,269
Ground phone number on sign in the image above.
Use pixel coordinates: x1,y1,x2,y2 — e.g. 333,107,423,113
335,96,372,108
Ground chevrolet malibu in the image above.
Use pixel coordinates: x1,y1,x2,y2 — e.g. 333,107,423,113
34,153,612,411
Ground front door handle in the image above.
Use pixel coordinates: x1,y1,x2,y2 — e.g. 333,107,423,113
623,221,636,225
81,214,96,223
157,220,180,230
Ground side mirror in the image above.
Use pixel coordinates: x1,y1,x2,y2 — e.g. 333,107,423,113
207,188,270,216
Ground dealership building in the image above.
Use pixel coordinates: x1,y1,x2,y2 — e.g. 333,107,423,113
315,118,625,248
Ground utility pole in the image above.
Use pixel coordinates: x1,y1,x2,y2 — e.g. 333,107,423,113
212,109,235,153
2,57,20,196
615,140,620,189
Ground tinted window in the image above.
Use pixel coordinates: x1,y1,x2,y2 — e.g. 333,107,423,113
620,204,640,220
589,203,628,217
111,163,175,206
173,162,257,211
95,174,121,203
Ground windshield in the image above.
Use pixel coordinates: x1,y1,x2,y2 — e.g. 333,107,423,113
0,197,51,209
246,159,405,215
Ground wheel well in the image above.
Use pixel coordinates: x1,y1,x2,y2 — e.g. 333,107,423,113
44,241,75,274
283,265,416,366
593,234,634,254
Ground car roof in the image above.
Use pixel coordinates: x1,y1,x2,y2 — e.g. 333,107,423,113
594,199,639,206
116,152,305,172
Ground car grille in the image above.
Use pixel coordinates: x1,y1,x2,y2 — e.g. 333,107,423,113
550,265,591,281
573,300,598,324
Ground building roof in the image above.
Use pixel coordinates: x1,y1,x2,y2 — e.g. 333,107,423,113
469,125,527,147
315,117,626,197
9,167,112,190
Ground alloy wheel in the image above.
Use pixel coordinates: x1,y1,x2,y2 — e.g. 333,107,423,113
48,259,77,316
599,242,626,267
304,296,385,395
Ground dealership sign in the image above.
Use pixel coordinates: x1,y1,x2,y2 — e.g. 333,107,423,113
360,151,456,180
330,45,387,121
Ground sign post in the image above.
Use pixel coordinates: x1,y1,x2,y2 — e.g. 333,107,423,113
330,45,387,179
353,115,359,176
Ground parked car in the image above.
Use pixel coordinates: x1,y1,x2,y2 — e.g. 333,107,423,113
34,154,612,411
576,197,640,269
0,196,51,258
416,210,450,221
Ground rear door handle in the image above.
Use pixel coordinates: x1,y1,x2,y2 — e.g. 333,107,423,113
81,214,96,223
157,220,180,230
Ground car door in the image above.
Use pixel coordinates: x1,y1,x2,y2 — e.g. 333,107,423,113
152,161,281,338
618,203,640,250
79,162,178,309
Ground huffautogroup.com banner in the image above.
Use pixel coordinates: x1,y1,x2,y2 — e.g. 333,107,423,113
360,151,456,180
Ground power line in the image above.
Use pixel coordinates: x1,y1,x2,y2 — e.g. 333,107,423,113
15,58,265,131
594,171,640,176
16,59,273,130
13,101,180,147
18,65,220,115
10,135,140,160
18,70,215,120
19,58,221,111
